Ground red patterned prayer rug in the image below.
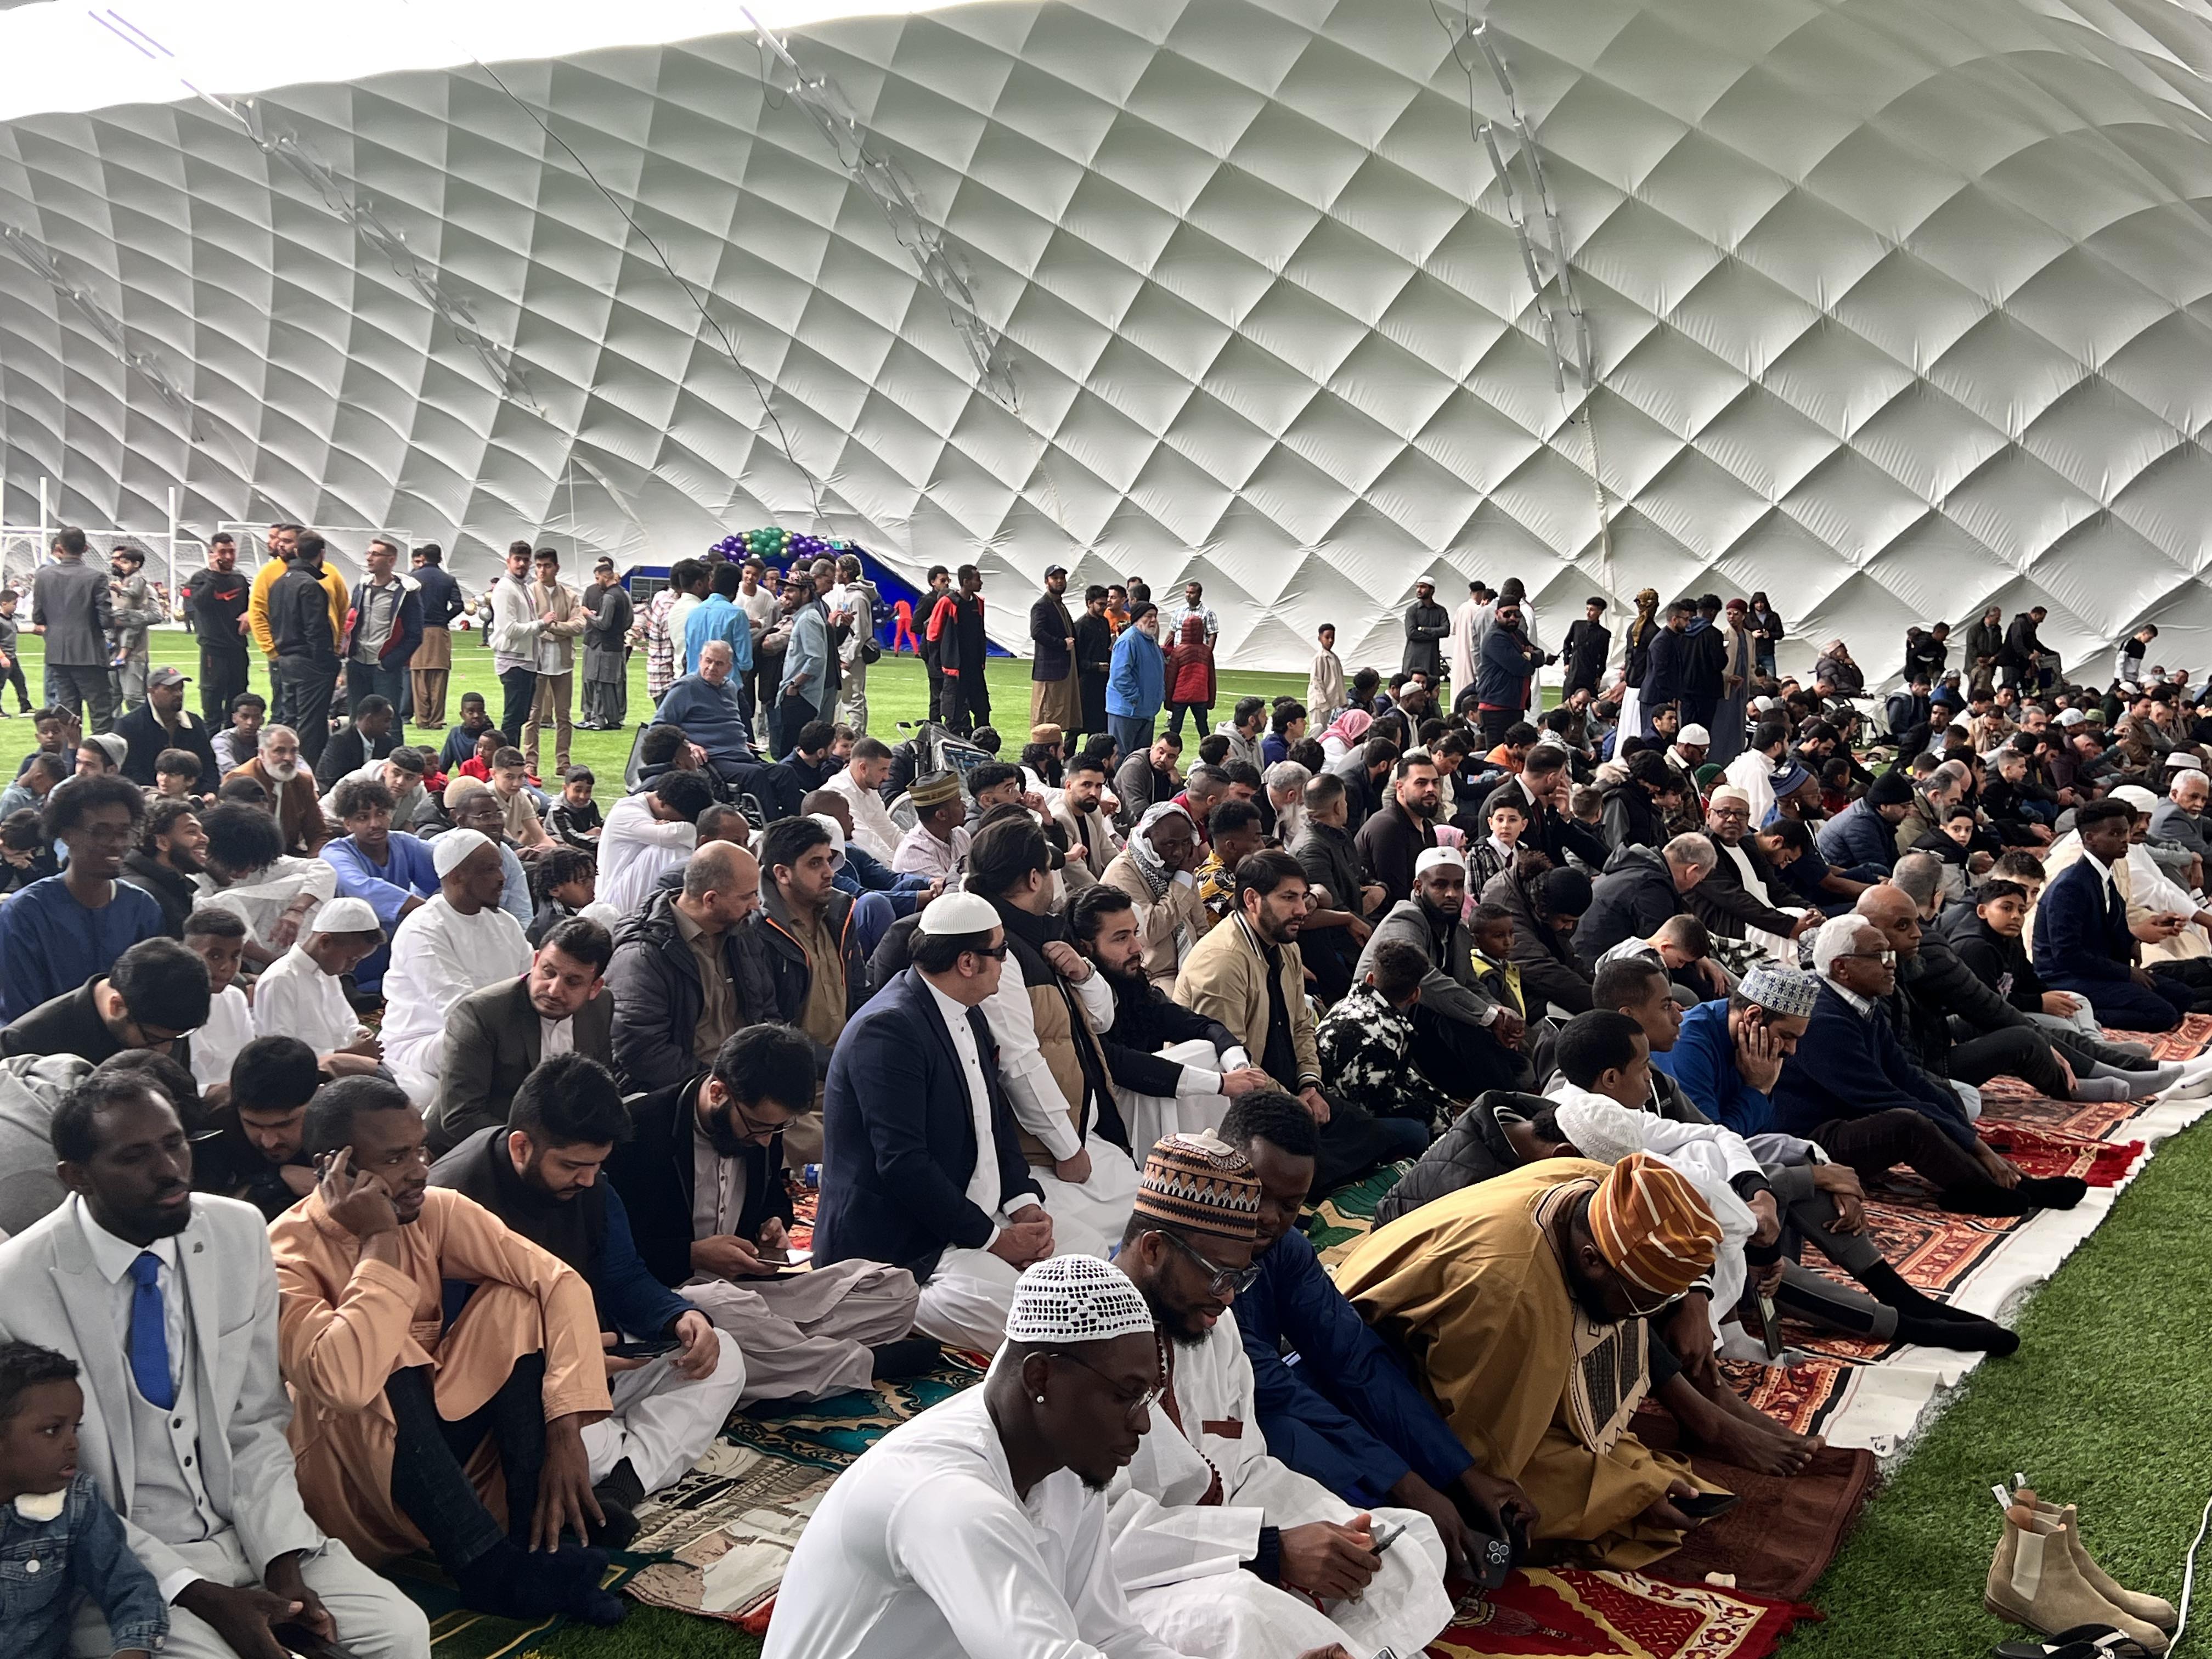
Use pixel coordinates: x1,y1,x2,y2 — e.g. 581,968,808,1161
1425,1567,1816,1658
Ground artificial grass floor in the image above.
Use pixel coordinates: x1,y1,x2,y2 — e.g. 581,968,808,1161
1779,1109,2212,1656
0,630,1309,780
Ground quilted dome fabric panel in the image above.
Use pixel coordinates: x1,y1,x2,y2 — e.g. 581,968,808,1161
3,0,2210,682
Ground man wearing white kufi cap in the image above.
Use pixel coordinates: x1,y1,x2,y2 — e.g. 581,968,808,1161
1107,1134,1454,1658
772,1260,1355,1659
377,828,532,1105
250,893,387,1067
817,889,1113,1353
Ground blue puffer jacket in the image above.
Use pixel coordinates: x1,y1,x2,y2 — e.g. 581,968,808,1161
1815,796,1898,874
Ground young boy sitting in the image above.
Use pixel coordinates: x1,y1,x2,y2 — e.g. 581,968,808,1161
0,1340,167,1659
251,895,387,1073
489,746,550,850
181,905,255,1103
1468,901,1526,1021
455,726,504,783
526,845,598,947
545,764,601,851
438,691,495,773
1315,937,1454,1133
153,747,203,803
1468,792,1531,891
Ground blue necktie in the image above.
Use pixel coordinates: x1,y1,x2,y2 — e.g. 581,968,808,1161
127,1252,175,1410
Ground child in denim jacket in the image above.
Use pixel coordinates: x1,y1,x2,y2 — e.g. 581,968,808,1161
0,1340,167,1658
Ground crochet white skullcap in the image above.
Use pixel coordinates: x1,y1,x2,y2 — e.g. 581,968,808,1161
1005,1256,1155,1344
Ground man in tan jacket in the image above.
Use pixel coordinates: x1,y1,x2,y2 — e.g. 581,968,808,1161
1174,847,1429,1188
268,1076,627,1628
523,546,588,775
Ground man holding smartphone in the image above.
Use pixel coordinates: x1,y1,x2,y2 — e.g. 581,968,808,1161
429,1053,748,1548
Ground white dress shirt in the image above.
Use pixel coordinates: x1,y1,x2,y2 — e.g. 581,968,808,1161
921,975,1023,1243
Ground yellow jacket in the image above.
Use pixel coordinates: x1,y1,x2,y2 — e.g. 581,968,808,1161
247,557,349,659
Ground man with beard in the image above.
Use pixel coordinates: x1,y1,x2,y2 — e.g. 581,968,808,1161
0,1074,435,1659
267,1078,624,1625
377,830,533,1108
320,776,439,995
224,722,331,856
429,1054,747,1546
182,530,253,726
1069,883,1272,1153
1178,850,1427,1188
424,918,617,1156
268,534,347,770
116,665,220,788
1103,1133,1454,1656
1052,749,1123,895
1356,848,1531,1101
1353,752,1440,909
0,775,166,1022
1221,1092,1534,1577
1100,802,1209,990
123,798,209,938
605,1023,929,1404
769,1259,1330,1659
1337,1151,1727,1568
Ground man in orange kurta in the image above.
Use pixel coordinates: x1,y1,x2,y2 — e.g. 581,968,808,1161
268,1076,625,1627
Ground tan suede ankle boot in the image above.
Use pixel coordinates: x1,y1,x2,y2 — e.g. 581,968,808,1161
2032,1502,2180,1633
1985,1511,2170,1654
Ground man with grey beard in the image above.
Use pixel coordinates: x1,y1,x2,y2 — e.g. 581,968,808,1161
221,722,331,856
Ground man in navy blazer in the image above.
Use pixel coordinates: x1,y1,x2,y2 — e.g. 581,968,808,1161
817,891,1104,1353
2034,799,2199,1031
1773,914,2085,1217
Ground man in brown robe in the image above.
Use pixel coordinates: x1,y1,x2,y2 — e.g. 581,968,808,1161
1334,1154,1728,1568
268,1076,626,1627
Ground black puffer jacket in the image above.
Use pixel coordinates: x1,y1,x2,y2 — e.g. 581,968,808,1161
1373,1092,1550,1227
605,890,778,1093
1570,844,1681,972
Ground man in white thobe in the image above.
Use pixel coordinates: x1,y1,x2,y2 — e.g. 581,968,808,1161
379,831,532,1105
1447,579,1485,694
1107,1135,1453,1658
771,1259,1356,1659
596,785,701,914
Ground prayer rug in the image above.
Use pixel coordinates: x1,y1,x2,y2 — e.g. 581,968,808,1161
620,1357,987,1626
1628,1410,1878,1601
1426,1567,1816,1658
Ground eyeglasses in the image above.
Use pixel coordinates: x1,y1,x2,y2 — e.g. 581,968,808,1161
1047,1349,1163,1420
966,944,1010,961
1841,948,1897,967
1156,1228,1261,1297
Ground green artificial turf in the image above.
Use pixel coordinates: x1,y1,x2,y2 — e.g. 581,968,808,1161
0,630,1309,778
1780,1113,2212,1654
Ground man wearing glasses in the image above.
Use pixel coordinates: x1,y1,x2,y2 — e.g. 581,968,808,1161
1771,914,2085,1216
817,890,1109,1353
1104,1132,1454,1657
603,1022,930,1405
1687,784,1820,964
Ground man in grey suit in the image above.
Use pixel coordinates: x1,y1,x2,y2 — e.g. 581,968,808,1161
425,916,616,1157
0,1070,430,1659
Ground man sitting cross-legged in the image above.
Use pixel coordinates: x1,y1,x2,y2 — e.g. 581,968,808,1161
764,1254,1358,1659
1103,1132,1455,1657
1335,1152,1728,1568
606,1023,933,1405
267,1077,625,1626
0,1071,433,1659
1220,1092,1536,1585
1068,882,1273,1154
816,890,1101,1353
429,1053,748,1547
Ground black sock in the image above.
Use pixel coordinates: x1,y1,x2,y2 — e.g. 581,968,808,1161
1895,1309,2020,1356
589,1459,645,1551
1939,1182,2035,1217
2016,1175,2087,1211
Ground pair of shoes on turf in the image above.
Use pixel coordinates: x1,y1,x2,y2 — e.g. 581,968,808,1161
1986,1483,2175,1655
